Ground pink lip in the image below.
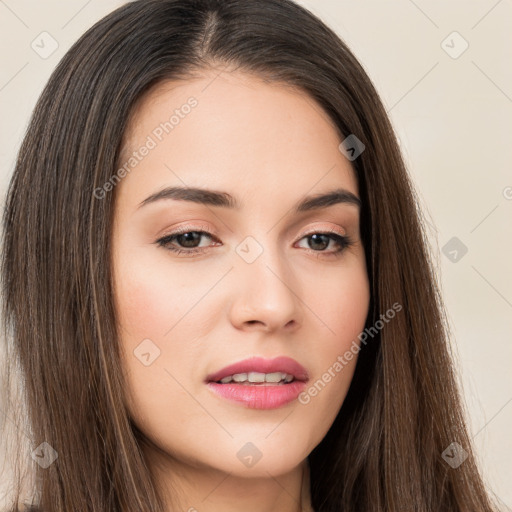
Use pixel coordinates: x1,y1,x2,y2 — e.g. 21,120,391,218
205,356,309,410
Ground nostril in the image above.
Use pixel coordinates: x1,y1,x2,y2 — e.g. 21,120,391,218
246,320,262,326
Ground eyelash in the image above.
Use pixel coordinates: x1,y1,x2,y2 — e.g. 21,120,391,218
155,224,354,259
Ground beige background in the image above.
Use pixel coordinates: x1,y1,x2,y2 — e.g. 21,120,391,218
0,0,511,509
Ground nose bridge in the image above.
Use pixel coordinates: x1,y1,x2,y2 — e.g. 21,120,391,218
229,232,302,330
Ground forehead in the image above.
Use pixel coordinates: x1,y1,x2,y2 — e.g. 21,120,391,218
116,69,358,209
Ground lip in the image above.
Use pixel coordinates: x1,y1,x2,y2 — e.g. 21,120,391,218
205,356,309,383
204,356,309,410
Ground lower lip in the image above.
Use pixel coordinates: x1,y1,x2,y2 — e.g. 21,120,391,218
206,381,307,409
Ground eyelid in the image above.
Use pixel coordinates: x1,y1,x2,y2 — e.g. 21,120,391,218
299,225,347,238
159,223,217,238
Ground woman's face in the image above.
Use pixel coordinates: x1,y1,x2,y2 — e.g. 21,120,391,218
112,69,370,480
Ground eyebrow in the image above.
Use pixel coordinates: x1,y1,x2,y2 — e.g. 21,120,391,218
137,186,361,213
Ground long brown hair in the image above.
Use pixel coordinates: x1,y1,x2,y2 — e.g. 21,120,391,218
0,0,499,510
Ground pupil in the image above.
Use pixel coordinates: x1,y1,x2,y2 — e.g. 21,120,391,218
178,232,200,248
309,234,328,251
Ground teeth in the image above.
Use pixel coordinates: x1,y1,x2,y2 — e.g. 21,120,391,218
262,372,283,383
218,372,295,384
248,372,266,382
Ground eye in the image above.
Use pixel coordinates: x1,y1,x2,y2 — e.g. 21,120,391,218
155,226,218,256
295,230,354,257
155,226,354,257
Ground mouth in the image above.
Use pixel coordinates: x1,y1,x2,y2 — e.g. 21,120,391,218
205,356,309,409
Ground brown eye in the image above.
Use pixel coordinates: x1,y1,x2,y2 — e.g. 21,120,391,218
307,233,330,251
174,232,203,248
156,230,216,255
296,232,353,256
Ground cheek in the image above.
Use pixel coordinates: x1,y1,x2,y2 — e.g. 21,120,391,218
115,264,205,447
296,259,369,425
116,273,172,340
315,276,369,340
114,248,205,342
303,254,370,352
113,247,223,428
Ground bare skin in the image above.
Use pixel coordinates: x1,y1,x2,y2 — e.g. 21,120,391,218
112,68,370,512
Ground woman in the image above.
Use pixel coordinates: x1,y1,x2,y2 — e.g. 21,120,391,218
0,0,499,511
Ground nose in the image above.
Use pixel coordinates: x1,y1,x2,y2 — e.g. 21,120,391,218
228,243,303,333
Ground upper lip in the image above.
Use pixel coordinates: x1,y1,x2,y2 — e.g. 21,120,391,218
205,356,309,383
